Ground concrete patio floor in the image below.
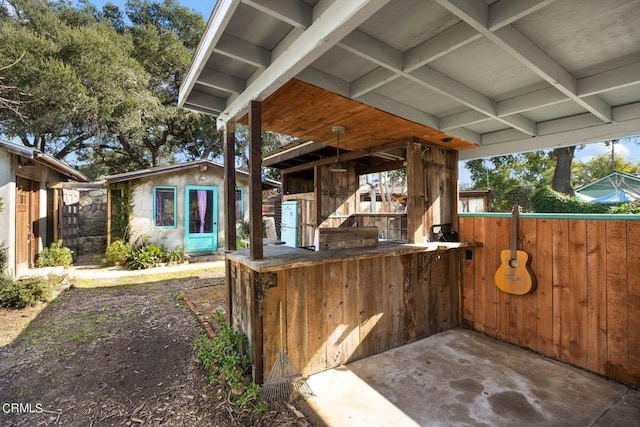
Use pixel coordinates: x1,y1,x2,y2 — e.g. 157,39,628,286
302,329,640,426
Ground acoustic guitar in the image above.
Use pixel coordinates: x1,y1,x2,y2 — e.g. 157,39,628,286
494,204,534,295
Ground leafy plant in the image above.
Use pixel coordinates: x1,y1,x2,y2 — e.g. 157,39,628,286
194,311,261,407
126,248,156,270
0,276,51,309
36,240,73,268
532,187,640,214
103,240,133,266
0,241,8,274
163,246,185,264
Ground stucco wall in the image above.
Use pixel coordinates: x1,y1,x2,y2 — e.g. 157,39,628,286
127,168,251,252
0,151,15,276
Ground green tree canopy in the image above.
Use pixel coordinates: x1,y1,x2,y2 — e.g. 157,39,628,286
0,0,222,178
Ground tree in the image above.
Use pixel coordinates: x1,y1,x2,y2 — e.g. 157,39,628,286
464,152,555,211
0,0,219,178
551,146,576,196
0,54,26,118
572,154,640,188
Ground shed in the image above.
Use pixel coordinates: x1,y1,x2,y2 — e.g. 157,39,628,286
104,159,279,254
0,139,89,277
575,171,640,202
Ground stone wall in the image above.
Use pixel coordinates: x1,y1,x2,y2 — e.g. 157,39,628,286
79,188,107,255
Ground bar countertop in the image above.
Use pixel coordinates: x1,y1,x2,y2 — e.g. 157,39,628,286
225,241,477,273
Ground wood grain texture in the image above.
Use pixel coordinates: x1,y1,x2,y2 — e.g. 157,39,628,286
242,79,477,152
459,215,640,387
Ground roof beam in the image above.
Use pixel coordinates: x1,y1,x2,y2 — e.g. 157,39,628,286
214,33,271,68
444,60,640,129
404,22,481,72
577,61,640,97
185,92,228,113
263,141,327,166
488,0,557,31
339,29,536,136
217,0,392,129
440,110,491,130
198,70,246,94
241,0,312,28
434,0,612,123
460,102,640,160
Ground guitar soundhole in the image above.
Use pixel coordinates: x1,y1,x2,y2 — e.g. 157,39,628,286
509,259,519,268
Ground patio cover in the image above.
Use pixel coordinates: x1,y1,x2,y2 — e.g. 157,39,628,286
179,0,640,159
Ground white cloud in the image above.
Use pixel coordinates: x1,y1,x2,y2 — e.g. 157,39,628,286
576,141,631,162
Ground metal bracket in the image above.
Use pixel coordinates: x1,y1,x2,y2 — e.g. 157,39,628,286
255,272,277,316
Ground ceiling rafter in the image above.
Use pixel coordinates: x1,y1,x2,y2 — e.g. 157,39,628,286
240,0,312,28
216,0,393,128
198,70,246,94
434,0,612,123
213,33,271,68
442,59,640,129
338,31,537,136
185,92,228,113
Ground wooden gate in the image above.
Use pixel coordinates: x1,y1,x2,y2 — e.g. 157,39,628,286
58,188,80,259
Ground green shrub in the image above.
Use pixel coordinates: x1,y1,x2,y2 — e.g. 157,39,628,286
532,187,640,214
126,244,165,270
36,240,73,268
103,240,133,267
194,311,259,405
0,241,8,274
0,276,51,309
164,246,185,264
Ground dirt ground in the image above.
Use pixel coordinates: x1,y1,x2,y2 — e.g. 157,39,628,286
0,267,308,426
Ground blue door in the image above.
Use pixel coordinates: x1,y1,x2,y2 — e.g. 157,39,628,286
184,186,218,253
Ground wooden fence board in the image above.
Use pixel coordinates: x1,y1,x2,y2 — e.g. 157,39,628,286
535,218,554,357
568,220,588,367
286,267,308,375
344,258,360,363
459,216,475,327
605,220,628,382
521,217,538,349
495,216,511,341
262,272,286,379
484,218,497,336
358,258,377,360
627,222,640,381
473,217,486,333
552,219,570,362
586,220,607,375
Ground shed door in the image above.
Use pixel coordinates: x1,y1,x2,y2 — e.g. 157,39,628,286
184,186,218,253
16,177,39,273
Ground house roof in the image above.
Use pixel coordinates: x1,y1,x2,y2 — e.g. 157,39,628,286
179,0,640,161
104,159,280,189
575,171,640,199
0,139,89,182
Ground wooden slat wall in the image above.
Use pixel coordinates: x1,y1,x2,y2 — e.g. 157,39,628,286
230,250,460,380
459,215,640,387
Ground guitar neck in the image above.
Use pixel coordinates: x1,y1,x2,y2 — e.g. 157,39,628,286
511,205,519,260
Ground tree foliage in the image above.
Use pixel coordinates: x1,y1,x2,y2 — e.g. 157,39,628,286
0,0,221,178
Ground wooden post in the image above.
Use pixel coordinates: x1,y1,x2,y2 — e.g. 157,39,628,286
249,100,263,260
106,187,112,246
406,142,425,243
224,121,237,251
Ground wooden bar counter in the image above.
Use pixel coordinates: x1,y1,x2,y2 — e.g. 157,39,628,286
225,241,473,382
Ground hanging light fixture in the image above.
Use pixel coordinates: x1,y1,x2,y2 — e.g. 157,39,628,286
329,125,347,173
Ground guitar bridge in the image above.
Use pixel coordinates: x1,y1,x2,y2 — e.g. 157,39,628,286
506,275,521,281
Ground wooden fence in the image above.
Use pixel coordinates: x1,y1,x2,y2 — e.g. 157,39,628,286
458,213,640,387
